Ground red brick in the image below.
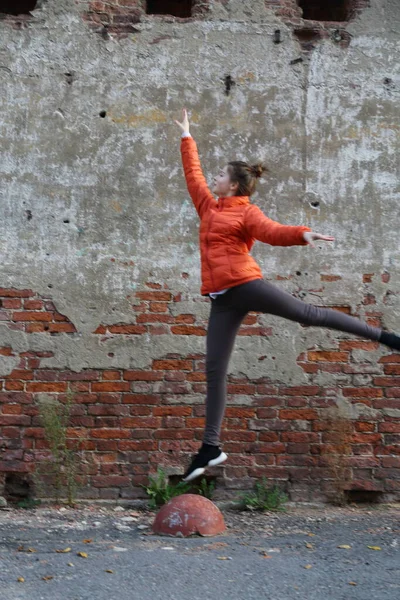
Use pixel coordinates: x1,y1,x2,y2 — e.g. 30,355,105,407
123,370,163,381
280,386,321,396
2,404,22,414
221,431,256,442
320,274,342,282
308,351,349,362
225,407,255,418
23,299,44,310
0,288,34,298
281,432,319,443
48,323,76,333
0,415,30,426
12,311,53,322
117,440,157,451
122,394,159,404
149,302,168,313
120,417,161,428
355,422,375,432
339,341,379,351
26,323,46,333
279,409,318,420
26,382,67,393
101,370,121,380
108,324,146,334
352,433,382,443
2,299,22,309
378,423,400,433
58,370,100,381
175,314,196,324
91,429,131,439
343,388,383,398
185,417,205,428
379,354,400,363
171,325,206,335
91,382,130,392
136,291,172,301
153,429,194,439
153,359,192,371
137,313,174,324
5,381,24,391
92,475,131,488
383,364,400,375
227,384,255,394
153,406,192,416
374,377,400,387
0,347,13,356
88,405,128,416
7,369,34,380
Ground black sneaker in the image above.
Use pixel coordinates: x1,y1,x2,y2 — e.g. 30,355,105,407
182,443,228,482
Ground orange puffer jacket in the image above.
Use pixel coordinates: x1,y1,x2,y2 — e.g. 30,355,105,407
181,136,311,296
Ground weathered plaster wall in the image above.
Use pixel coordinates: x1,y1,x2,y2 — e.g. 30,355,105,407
0,0,399,503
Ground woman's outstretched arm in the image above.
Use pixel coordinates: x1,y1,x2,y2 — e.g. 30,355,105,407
244,204,334,247
175,109,216,219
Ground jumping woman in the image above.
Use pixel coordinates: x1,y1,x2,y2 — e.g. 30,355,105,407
175,109,400,482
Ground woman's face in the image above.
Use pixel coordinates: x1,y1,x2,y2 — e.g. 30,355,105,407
212,166,237,197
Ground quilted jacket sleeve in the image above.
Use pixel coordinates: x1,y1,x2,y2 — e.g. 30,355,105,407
244,204,311,246
181,136,216,219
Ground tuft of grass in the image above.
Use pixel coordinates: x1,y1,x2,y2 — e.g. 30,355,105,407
33,391,88,506
195,477,216,500
16,498,42,510
143,468,191,509
235,478,288,512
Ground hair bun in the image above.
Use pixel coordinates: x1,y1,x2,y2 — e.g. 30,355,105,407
251,162,267,179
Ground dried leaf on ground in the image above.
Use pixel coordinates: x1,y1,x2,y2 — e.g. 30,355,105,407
77,551,88,558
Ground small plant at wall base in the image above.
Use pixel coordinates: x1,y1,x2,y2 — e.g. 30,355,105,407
33,392,85,506
143,468,191,509
236,478,288,512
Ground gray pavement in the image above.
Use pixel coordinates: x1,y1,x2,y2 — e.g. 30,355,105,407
0,503,399,600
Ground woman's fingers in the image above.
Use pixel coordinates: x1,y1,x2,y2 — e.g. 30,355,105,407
175,108,190,131
303,232,335,247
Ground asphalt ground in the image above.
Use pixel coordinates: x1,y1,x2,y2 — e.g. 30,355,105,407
0,502,399,600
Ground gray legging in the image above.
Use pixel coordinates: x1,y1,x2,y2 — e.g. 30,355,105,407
204,278,381,446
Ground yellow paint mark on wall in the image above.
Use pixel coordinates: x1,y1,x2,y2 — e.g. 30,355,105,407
111,200,122,213
109,108,167,127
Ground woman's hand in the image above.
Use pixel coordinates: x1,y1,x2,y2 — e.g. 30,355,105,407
303,231,335,248
175,108,190,134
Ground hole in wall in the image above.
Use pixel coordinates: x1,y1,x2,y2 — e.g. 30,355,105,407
345,490,384,504
63,219,70,224
146,0,193,18
4,474,32,503
310,201,320,208
99,111,107,118
293,28,323,50
297,0,352,22
0,0,38,15
224,75,235,96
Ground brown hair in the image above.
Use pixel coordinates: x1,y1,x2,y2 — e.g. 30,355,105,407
227,161,268,196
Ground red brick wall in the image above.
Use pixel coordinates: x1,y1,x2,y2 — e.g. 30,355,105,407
0,280,399,503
